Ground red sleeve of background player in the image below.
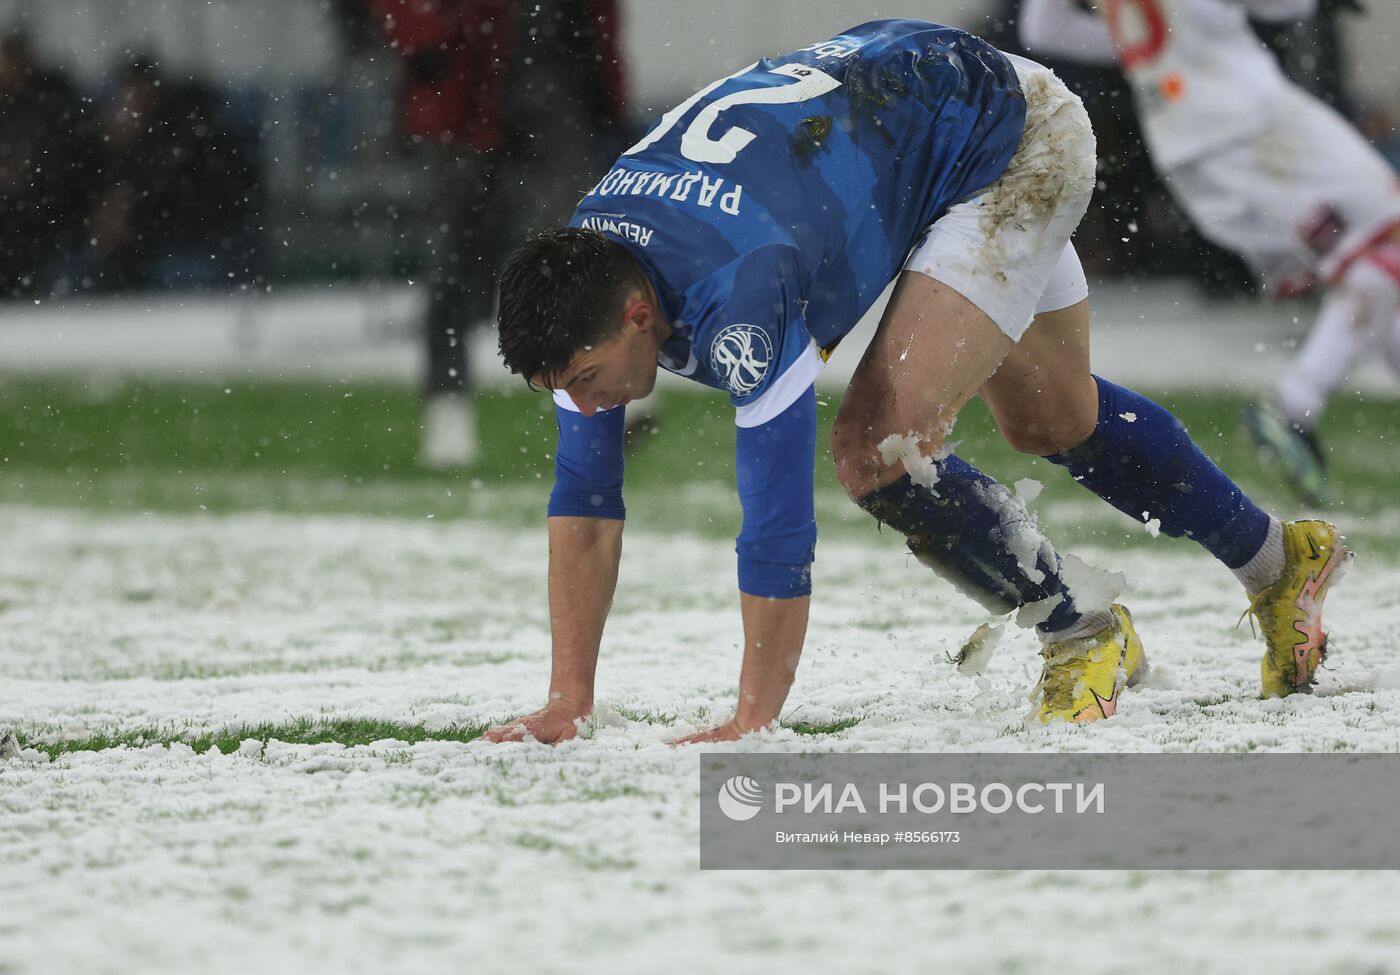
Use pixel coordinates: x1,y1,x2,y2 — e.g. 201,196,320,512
368,0,516,150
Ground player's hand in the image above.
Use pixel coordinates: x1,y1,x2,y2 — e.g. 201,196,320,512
481,702,589,744
670,718,749,746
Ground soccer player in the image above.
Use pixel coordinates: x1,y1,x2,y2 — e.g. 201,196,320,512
1019,0,1400,503
484,20,1348,745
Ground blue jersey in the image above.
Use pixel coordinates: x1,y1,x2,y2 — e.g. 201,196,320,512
551,21,1027,597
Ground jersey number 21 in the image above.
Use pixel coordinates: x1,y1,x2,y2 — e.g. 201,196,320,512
625,62,842,165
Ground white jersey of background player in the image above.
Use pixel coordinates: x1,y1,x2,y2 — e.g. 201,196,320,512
1021,0,1400,501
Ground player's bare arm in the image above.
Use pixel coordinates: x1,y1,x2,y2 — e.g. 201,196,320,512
482,515,623,743
485,247,666,745
672,592,811,744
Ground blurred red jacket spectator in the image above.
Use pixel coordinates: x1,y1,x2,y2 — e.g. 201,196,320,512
371,0,626,151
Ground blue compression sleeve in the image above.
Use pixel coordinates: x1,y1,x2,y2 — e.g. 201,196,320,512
1045,376,1269,568
856,458,1084,633
548,403,626,520
734,385,818,598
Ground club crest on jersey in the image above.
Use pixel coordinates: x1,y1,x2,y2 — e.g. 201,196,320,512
711,324,772,396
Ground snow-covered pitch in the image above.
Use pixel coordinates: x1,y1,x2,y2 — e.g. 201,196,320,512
2,501,1398,974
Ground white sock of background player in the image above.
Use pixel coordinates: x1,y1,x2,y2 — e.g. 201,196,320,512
1382,300,1400,379
1274,244,1400,430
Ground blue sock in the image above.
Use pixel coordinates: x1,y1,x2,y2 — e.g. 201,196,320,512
1045,377,1270,568
856,457,1084,634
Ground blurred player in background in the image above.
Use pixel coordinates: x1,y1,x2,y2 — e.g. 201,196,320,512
1019,0,1400,503
68,57,260,293
485,19,1348,744
0,31,98,297
373,0,626,467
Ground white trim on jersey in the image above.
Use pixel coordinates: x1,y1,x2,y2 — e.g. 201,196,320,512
550,388,628,415
733,339,824,429
553,388,611,414
555,340,823,427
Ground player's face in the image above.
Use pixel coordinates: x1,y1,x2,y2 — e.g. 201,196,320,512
550,316,659,416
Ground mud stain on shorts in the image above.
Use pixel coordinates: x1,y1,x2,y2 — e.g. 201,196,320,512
975,70,1097,281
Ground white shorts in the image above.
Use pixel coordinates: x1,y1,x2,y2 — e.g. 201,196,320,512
1163,83,1400,287
904,54,1094,341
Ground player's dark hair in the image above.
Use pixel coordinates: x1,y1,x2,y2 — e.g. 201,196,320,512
497,227,644,387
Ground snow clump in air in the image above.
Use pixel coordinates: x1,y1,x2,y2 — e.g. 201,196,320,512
878,432,941,490
1058,553,1131,614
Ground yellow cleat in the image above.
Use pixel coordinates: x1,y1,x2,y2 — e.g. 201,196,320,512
1033,605,1148,723
1241,520,1351,698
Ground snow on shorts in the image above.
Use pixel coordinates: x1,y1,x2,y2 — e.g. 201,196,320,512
1162,82,1400,288
904,53,1095,342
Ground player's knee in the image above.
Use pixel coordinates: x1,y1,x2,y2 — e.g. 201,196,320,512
831,418,961,499
1340,243,1400,321
990,382,1099,455
996,410,1097,457
830,421,881,499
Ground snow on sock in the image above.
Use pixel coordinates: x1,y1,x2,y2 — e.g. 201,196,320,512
1231,516,1286,596
856,458,1093,637
1045,376,1271,569
1276,247,1400,428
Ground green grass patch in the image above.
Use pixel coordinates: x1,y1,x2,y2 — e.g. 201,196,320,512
14,717,491,758
787,716,862,736
7,713,868,757
1,374,1398,539
613,707,679,726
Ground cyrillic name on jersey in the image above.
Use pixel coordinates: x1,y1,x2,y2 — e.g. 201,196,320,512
588,166,745,216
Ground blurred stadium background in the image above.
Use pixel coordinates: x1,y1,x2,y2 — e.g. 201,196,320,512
0,0,1397,508
2,0,1397,293
3,3,1400,973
